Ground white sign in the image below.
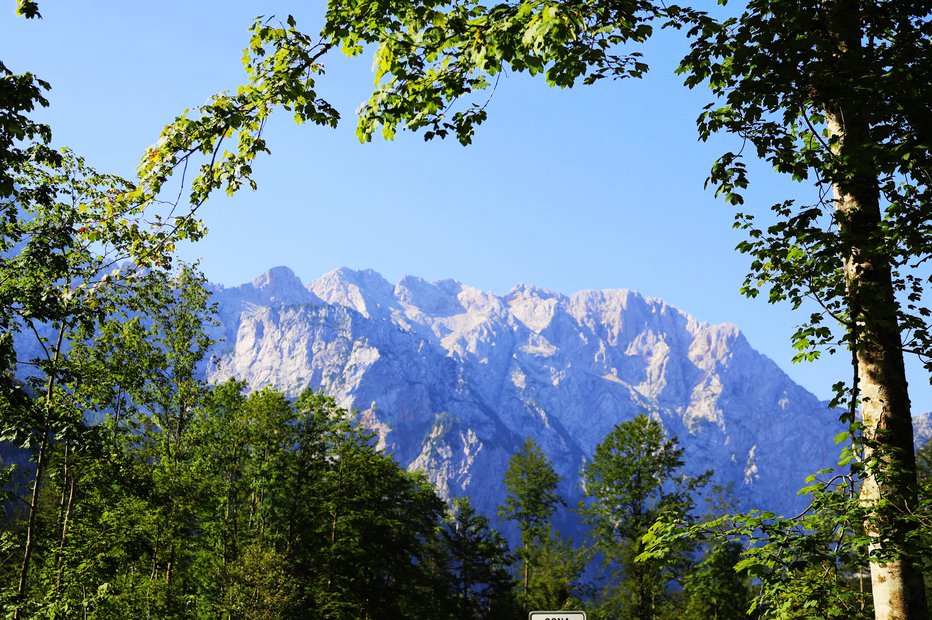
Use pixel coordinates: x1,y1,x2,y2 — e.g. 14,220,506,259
528,612,587,620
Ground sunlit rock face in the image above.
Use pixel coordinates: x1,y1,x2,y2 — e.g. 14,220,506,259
206,266,846,527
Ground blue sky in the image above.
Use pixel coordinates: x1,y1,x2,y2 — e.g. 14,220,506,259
4,2,929,412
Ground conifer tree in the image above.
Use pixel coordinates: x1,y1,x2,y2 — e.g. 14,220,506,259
526,525,591,612
443,496,517,619
581,414,709,619
499,437,564,611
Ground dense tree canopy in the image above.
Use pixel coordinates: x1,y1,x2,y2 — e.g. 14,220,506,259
443,496,518,618
581,414,709,619
499,437,564,611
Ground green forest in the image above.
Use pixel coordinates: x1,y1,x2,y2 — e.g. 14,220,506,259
3,0,931,618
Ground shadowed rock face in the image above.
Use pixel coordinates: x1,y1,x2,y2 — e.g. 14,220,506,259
206,266,846,529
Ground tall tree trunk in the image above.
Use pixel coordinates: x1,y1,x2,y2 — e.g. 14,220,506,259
224,443,240,565
55,441,78,593
15,426,49,618
326,462,343,594
523,540,529,612
823,2,928,617
165,543,176,610
15,321,67,618
828,148,928,620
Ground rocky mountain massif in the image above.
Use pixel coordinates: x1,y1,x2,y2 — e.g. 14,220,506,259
205,267,868,527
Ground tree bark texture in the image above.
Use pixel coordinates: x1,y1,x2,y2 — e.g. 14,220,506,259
823,1,928,617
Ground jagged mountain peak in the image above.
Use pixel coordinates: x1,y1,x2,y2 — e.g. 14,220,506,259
215,265,320,309
252,265,300,287
506,282,564,300
207,266,844,524
568,288,694,331
308,267,396,319
395,275,486,319
250,266,313,302
314,266,391,289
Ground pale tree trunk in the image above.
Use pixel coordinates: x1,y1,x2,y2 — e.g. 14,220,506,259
823,2,928,617
15,426,49,619
55,440,78,593
830,163,928,619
